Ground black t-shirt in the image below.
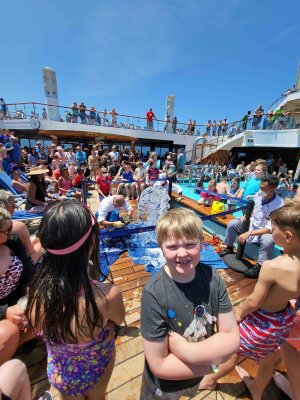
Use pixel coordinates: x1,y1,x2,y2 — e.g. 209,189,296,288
140,263,232,392
108,165,119,178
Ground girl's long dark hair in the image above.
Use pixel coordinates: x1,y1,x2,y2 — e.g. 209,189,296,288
30,175,47,197
26,201,105,344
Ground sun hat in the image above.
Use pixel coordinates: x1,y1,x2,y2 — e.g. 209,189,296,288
26,166,49,176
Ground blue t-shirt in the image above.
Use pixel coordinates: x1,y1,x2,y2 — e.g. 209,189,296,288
11,143,21,163
122,170,133,181
75,151,87,165
243,177,261,199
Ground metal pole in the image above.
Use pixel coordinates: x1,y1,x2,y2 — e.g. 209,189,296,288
235,200,255,260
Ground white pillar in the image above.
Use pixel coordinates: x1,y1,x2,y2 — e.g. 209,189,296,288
165,95,175,133
42,67,60,121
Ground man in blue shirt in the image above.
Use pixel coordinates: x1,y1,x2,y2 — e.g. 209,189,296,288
75,146,87,166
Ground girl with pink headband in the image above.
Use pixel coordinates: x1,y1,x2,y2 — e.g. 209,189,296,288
25,201,125,399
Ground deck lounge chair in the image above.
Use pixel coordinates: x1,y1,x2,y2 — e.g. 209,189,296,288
0,171,26,207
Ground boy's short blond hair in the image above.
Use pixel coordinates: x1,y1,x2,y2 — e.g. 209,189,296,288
270,202,300,238
156,208,203,246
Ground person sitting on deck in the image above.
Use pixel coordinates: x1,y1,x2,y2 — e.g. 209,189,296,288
115,162,134,200
183,201,300,400
216,173,230,196
0,190,42,264
146,159,160,186
198,179,219,207
97,166,112,202
219,175,283,278
11,169,28,195
26,201,125,399
97,194,133,229
57,166,82,202
226,178,244,210
0,208,36,365
130,161,146,201
243,161,267,200
140,208,240,399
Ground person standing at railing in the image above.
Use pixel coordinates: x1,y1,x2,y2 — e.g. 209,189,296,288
110,108,118,127
146,108,156,130
42,108,47,120
217,120,222,135
89,106,96,125
252,105,264,130
0,98,7,119
212,120,217,136
191,120,196,135
241,111,251,131
172,116,178,133
102,109,108,126
222,118,228,135
271,105,284,130
70,102,79,123
205,120,211,137
79,102,87,123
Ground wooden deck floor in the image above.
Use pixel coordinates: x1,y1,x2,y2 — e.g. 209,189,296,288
16,196,290,399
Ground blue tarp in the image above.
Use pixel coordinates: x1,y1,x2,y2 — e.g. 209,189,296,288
100,225,227,279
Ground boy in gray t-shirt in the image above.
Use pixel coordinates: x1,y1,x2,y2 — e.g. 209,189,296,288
140,208,239,399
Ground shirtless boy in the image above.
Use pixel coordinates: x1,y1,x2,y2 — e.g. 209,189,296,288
168,201,300,400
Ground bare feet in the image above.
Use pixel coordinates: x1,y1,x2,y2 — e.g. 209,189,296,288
235,365,261,400
198,375,217,391
273,371,296,400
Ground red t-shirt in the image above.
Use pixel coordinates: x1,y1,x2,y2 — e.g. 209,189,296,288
146,111,155,121
72,174,84,187
96,176,112,195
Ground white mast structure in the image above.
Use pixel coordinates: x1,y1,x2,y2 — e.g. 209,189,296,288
42,67,60,121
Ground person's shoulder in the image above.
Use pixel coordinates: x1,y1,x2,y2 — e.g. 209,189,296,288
143,268,165,293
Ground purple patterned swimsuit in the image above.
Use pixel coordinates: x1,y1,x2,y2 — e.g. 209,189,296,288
46,325,114,396
0,256,23,299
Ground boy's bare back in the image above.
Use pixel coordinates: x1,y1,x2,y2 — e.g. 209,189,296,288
257,252,300,313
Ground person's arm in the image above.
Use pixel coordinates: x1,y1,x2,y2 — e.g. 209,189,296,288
168,311,239,365
235,261,273,322
12,180,27,193
238,226,271,244
123,201,133,217
143,337,212,379
107,285,125,326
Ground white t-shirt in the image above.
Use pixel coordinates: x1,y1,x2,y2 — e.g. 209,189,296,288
97,196,133,223
109,151,119,161
249,192,284,243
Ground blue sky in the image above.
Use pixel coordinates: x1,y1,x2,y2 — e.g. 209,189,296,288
1,0,300,126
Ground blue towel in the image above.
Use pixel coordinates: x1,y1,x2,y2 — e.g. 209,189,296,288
12,210,44,220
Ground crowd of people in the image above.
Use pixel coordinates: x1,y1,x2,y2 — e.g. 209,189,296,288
1,126,300,399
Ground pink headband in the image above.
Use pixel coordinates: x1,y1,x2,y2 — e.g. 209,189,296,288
47,216,95,255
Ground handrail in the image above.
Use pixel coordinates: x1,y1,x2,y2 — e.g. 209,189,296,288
2,102,300,138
